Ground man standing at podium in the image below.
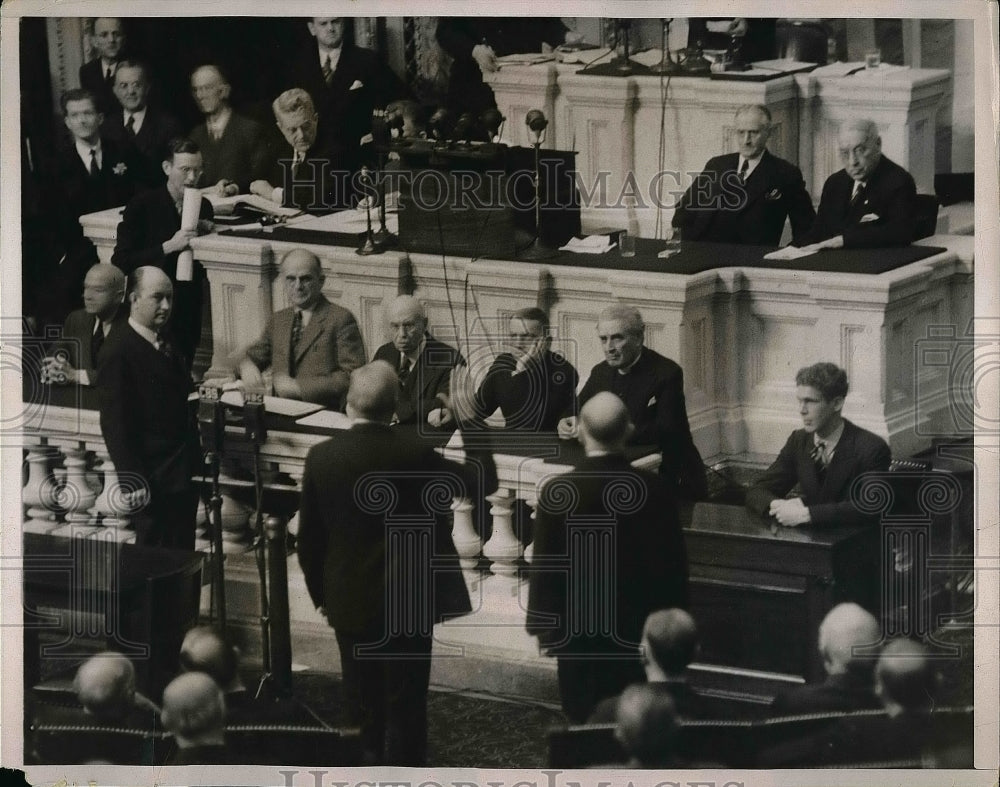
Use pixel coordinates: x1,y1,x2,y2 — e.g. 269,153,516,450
745,362,891,527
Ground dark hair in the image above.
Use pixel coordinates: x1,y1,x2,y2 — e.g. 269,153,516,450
163,137,201,164
512,307,549,333
112,59,148,81
795,362,849,401
60,88,98,115
643,609,698,673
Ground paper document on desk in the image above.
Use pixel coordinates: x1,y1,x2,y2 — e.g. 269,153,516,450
497,53,556,66
295,209,399,234
559,235,616,254
558,46,613,65
220,390,324,417
207,192,303,218
752,59,819,73
295,410,353,430
763,246,817,261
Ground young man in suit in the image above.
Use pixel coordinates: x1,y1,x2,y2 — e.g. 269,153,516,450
672,104,815,246
112,137,214,371
46,263,127,387
96,266,199,549
797,118,917,249
78,17,126,113
296,361,472,764
233,249,365,409
746,361,892,527
103,60,182,186
371,294,462,429
530,393,689,723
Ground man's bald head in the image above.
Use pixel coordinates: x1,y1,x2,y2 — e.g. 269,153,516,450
129,266,173,331
160,672,226,744
346,361,399,423
578,392,633,451
82,264,126,319
615,684,679,767
73,652,136,720
642,608,699,675
875,638,937,714
179,627,240,691
817,602,880,676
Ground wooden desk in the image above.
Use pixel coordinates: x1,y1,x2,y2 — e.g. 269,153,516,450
684,502,879,700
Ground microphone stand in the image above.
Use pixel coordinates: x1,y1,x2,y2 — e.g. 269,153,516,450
372,111,398,249
199,384,227,630
518,125,558,260
650,18,682,75
356,168,380,256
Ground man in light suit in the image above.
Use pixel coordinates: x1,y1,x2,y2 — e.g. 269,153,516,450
529,393,689,723
371,294,461,428
46,263,127,386
672,104,815,246
797,118,917,249
296,361,472,764
78,17,126,114
745,361,892,527
96,266,199,549
234,249,365,410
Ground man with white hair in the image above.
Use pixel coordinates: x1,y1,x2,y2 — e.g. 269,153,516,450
798,118,917,249
73,652,160,722
161,672,229,764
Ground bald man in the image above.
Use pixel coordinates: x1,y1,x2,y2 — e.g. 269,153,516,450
615,684,684,768
528,392,689,723
161,672,229,764
296,361,471,764
179,626,245,696
771,602,882,715
74,652,160,722
234,249,365,409
798,118,917,249
96,266,199,549
371,294,462,427
46,264,127,386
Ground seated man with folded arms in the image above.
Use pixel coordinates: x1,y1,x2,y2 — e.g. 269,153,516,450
796,118,917,250
232,248,365,409
45,263,127,386
745,361,891,527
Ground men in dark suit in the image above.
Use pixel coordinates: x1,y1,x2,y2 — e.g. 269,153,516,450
112,137,214,370
770,602,882,716
249,88,353,213
45,263,127,387
73,652,161,722
558,305,707,500
371,294,461,428
529,393,689,723
797,118,917,249
78,17,126,114
161,673,230,765
296,361,472,764
745,362,892,527
233,249,365,409
672,104,815,246
103,60,182,186
287,18,405,174
189,64,270,195
96,266,199,549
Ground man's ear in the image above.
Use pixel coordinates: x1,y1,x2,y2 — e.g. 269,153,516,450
831,396,845,414
161,159,171,178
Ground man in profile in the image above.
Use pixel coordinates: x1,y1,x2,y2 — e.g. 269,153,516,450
79,17,126,113
96,266,199,549
296,361,472,764
745,361,891,527
798,118,917,249
233,249,365,409
672,104,815,246
530,393,689,723
371,294,461,428
558,305,707,500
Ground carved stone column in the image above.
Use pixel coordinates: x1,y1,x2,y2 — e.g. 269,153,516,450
483,487,521,580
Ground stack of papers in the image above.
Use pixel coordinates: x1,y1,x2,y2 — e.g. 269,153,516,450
295,208,399,234
295,410,352,430
497,53,556,66
763,246,817,261
558,46,613,65
559,235,616,254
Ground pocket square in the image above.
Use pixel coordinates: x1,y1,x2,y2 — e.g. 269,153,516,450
349,80,364,91
765,188,782,201
647,396,657,407
859,212,880,223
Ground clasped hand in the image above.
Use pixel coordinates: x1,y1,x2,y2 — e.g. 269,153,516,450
768,497,811,526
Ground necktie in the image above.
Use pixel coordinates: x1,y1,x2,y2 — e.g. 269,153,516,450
738,158,749,183
291,153,302,180
322,54,334,86
155,333,174,359
91,320,105,363
398,355,411,383
811,440,828,480
89,149,100,178
125,114,136,136
289,310,303,375
850,181,867,207
105,65,114,86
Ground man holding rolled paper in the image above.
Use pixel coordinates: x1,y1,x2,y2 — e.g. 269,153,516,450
112,137,214,372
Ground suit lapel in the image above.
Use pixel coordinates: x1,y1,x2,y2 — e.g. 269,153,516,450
741,151,772,205
293,299,328,364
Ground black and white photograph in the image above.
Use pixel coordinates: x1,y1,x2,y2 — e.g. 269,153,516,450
0,1,997,785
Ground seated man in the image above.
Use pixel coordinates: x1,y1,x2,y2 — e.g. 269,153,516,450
161,672,229,765
745,361,891,527
249,88,353,213
179,626,247,699
371,294,461,428
770,602,882,715
614,685,685,769
558,305,707,500
45,263,127,386
233,249,365,409
74,652,161,723
672,104,814,246
797,118,917,249
589,608,705,723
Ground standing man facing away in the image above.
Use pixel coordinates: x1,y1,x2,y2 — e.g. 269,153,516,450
96,266,199,550
672,104,815,246
296,361,472,764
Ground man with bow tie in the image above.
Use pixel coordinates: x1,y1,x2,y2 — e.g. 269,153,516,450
745,362,891,527
672,104,815,246
233,249,366,409
96,266,200,549
797,118,917,249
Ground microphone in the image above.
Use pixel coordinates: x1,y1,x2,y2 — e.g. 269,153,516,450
453,112,477,144
244,390,268,445
428,108,453,142
480,108,504,142
526,109,548,144
198,380,226,453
